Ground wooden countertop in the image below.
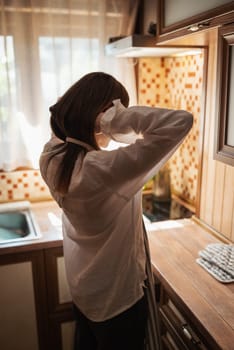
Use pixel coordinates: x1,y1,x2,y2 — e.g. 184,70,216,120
1,201,233,348
148,219,234,350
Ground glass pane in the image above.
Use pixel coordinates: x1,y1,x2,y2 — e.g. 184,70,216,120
0,35,17,140
165,0,231,26
39,36,99,110
226,45,234,147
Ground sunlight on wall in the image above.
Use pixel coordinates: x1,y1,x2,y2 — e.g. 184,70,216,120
138,53,204,205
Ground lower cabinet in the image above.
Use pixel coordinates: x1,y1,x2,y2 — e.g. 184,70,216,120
156,279,212,350
45,247,75,350
1,247,220,350
0,251,48,350
0,247,75,350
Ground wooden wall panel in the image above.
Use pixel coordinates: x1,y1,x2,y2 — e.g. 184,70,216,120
199,31,217,226
221,166,234,238
213,162,226,231
198,29,234,241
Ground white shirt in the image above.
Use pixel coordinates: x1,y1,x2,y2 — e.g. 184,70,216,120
40,101,193,321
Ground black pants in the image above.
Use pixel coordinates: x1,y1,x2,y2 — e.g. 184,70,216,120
73,295,148,350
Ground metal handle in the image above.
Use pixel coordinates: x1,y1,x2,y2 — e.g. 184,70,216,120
182,324,193,340
188,22,210,32
182,324,202,346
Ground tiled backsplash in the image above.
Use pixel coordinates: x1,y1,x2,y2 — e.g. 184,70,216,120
0,54,204,205
138,53,204,205
0,170,51,203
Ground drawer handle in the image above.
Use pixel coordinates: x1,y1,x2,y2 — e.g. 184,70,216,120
182,325,193,340
182,324,201,346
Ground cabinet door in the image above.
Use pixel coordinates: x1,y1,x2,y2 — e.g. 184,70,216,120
45,246,73,313
0,251,47,350
45,247,74,350
157,0,234,39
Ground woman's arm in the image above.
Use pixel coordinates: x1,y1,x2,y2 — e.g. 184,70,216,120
82,100,193,205
100,100,192,145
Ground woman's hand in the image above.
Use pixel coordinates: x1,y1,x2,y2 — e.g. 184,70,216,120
95,112,104,134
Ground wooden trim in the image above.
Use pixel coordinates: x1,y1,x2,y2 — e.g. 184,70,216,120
171,193,195,213
134,0,144,34
44,246,73,314
156,1,234,36
191,215,232,243
32,251,50,350
215,145,234,165
196,47,209,217
157,0,164,37
48,310,75,350
214,24,234,166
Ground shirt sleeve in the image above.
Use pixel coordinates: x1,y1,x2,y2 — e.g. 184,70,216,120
85,100,193,202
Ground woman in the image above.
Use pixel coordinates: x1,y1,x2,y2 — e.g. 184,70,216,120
40,72,193,350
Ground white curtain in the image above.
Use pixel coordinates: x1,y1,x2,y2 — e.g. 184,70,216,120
0,0,139,171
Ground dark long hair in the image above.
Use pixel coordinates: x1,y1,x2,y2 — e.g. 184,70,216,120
49,72,129,194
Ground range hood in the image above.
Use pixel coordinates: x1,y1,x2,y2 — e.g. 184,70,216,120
105,35,202,58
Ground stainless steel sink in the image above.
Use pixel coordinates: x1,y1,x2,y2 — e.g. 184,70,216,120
0,202,41,244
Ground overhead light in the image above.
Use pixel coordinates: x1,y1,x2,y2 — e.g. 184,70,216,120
174,49,203,57
105,35,203,58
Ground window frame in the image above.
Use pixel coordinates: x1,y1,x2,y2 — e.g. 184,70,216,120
214,23,234,166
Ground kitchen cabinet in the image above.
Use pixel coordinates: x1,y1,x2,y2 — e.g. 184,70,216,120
156,280,210,349
0,250,48,350
149,219,234,350
156,0,234,42
0,246,75,350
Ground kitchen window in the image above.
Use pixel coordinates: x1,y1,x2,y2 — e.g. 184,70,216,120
214,23,234,166
0,0,139,171
0,35,17,140
39,36,99,109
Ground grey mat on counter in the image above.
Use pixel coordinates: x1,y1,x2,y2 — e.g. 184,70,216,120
196,243,234,283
